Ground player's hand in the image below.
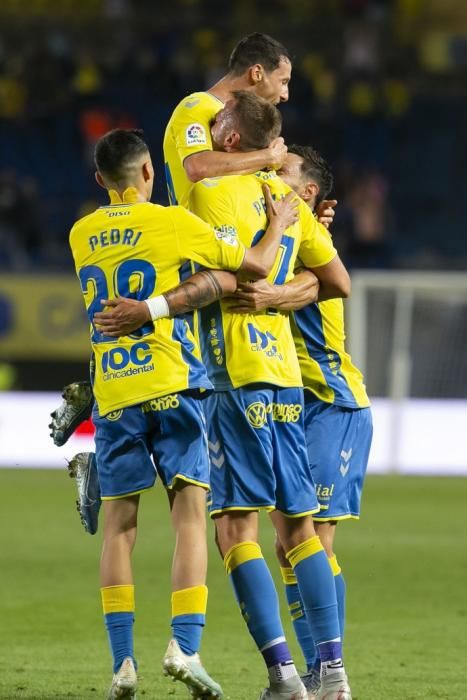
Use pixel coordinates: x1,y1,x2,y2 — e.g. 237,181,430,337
263,184,299,231
267,137,287,170
316,199,337,229
228,279,281,313
93,297,151,337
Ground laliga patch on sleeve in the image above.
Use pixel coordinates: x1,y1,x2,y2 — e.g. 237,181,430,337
186,123,207,146
214,225,238,247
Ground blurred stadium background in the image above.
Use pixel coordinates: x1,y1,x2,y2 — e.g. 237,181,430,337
1,2,467,699
1,0,466,472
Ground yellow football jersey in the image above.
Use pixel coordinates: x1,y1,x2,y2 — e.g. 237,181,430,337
69,189,245,416
188,170,337,390
291,225,370,408
163,91,224,207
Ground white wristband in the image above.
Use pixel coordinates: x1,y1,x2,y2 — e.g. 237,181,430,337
144,295,170,321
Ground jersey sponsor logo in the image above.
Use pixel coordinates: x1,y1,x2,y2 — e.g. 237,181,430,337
245,401,302,429
186,123,207,146
255,170,277,182
105,409,123,421
214,224,238,247
248,323,283,360
101,342,154,381
142,394,180,412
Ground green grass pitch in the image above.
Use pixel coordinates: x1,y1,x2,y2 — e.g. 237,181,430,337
0,470,466,699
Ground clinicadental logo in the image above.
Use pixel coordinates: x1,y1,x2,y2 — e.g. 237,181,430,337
248,323,283,360
245,401,302,429
101,342,154,381
315,483,335,500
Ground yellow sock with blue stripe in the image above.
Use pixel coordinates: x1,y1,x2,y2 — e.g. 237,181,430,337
280,566,317,670
329,555,346,642
287,537,343,673
101,584,135,674
225,542,298,683
171,585,208,655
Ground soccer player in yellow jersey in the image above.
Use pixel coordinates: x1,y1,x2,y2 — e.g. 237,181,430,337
94,93,353,700
231,146,373,699
183,94,353,700
163,32,291,207
69,127,298,700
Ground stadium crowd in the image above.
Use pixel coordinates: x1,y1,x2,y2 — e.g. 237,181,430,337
1,0,467,272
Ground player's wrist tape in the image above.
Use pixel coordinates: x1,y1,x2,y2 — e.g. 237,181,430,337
144,295,170,321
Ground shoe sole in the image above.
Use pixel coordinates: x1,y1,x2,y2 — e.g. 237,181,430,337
108,685,136,700
163,659,222,698
50,403,93,446
68,453,101,534
50,384,93,446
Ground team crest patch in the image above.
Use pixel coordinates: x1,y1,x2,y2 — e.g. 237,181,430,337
186,123,207,146
214,224,238,247
105,409,123,421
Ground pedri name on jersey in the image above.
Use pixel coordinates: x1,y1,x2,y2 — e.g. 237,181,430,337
89,228,142,252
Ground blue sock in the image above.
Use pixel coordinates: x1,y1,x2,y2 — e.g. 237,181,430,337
171,583,208,656
335,571,346,641
172,614,205,655
225,542,297,679
101,585,136,673
328,555,346,645
104,612,135,673
287,537,341,663
280,566,317,670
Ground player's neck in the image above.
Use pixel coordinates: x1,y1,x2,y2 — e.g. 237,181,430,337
108,186,147,205
209,73,251,103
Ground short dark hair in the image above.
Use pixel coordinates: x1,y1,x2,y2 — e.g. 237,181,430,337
288,144,334,206
228,33,290,76
231,90,282,150
94,129,149,183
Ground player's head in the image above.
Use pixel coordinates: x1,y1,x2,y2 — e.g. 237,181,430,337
211,90,282,153
278,145,333,209
94,128,154,200
228,32,291,104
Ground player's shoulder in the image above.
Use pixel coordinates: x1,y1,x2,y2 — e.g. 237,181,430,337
171,91,221,118
202,172,261,191
191,174,252,205
69,208,101,239
196,174,240,189
166,203,201,224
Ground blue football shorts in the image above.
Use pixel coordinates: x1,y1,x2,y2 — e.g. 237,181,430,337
92,391,210,499
205,384,319,517
303,396,373,521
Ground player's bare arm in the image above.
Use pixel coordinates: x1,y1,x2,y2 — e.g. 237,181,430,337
94,185,297,336
184,136,287,182
94,270,237,337
229,268,319,313
313,253,350,300
229,253,350,314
